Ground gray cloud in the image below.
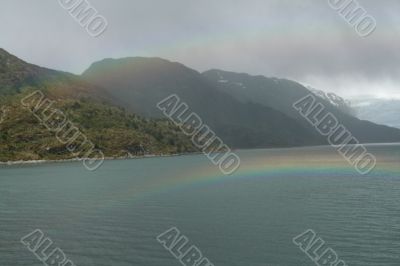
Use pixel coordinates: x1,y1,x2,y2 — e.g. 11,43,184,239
0,0,399,98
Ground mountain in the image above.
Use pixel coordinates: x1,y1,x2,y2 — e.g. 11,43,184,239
308,87,354,116
0,48,57,94
202,69,400,144
0,48,78,95
202,69,314,122
351,97,400,129
0,50,197,161
0,48,112,101
2,49,400,161
82,57,322,148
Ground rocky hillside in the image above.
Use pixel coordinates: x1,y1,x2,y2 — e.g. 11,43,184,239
0,50,197,162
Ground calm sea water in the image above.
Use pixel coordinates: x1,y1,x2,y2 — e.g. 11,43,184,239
0,145,399,266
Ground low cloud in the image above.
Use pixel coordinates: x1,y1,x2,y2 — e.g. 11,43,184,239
0,0,399,98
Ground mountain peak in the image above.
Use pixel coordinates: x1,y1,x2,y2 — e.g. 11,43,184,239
0,48,13,56
84,56,197,75
82,56,202,87
0,49,65,94
89,56,172,67
0,48,28,68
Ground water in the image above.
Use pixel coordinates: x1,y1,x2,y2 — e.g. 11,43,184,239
0,145,399,265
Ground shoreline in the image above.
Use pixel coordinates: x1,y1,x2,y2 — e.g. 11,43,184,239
1,142,399,167
0,152,204,167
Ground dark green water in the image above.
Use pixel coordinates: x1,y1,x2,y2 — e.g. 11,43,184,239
0,145,399,265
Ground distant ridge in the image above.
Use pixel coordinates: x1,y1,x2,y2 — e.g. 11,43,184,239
82,57,400,147
202,69,400,144
1,48,399,159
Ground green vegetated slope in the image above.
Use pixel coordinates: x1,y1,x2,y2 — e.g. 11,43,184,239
0,49,197,162
0,90,196,162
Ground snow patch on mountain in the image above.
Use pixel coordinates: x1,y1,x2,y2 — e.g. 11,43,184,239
308,87,354,115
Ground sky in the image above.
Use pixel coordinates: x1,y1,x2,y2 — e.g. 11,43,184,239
1,0,399,99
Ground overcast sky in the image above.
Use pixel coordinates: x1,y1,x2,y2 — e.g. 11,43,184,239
1,0,399,98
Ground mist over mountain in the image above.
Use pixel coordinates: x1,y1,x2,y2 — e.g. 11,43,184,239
351,97,400,129
82,57,321,148
307,88,354,116
202,69,400,144
1,48,400,162
83,57,400,147
2,2,400,265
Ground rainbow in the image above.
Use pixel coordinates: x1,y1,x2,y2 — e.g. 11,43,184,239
121,151,400,200
46,149,399,228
